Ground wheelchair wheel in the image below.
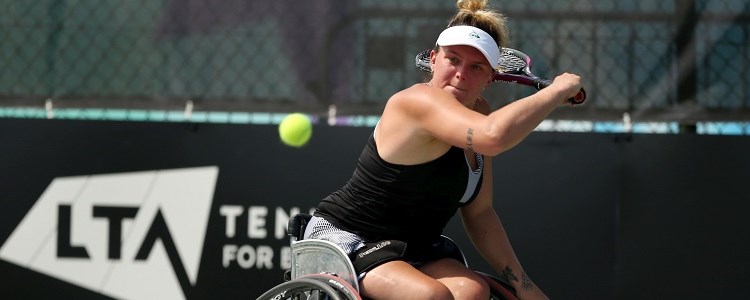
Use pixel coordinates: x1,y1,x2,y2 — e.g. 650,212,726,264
300,274,361,300
489,288,519,300
476,271,518,300
256,277,346,300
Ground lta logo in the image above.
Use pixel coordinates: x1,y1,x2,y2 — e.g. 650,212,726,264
0,166,218,300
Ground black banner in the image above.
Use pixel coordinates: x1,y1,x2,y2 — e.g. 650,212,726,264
1,119,748,299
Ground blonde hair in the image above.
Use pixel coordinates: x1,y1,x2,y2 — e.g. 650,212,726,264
447,0,509,47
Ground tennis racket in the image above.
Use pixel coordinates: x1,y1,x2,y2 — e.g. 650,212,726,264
415,47,586,105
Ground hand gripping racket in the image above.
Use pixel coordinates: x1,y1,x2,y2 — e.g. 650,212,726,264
415,47,586,105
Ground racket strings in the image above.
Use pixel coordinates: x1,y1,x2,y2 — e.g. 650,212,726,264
416,48,529,76
415,50,432,72
497,53,527,73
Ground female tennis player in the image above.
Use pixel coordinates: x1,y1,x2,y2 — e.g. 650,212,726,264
304,0,582,299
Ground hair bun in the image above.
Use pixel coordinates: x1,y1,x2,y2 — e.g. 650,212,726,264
456,0,488,12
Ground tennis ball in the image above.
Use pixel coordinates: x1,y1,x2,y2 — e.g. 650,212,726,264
278,113,312,147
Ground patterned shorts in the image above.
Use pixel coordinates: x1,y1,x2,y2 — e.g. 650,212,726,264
302,215,464,277
303,216,367,255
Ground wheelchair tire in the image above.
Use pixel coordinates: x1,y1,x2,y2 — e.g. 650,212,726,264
300,274,361,300
256,277,346,300
489,288,519,300
476,271,519,300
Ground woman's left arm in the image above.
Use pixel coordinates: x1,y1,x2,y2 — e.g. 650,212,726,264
460,159,549,300
460,97,549,300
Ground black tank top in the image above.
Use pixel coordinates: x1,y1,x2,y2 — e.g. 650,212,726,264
315,134,483,243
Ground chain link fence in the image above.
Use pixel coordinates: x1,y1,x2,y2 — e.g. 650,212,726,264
1,0,748,130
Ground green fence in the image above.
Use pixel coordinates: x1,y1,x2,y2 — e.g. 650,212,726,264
1,0,748,128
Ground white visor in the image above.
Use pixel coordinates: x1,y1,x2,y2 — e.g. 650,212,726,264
436,25,499,70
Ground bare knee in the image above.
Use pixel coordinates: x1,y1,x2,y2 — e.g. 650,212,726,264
421,259,490,299
450,275,489,300
414,279,489,300
361,276,454,300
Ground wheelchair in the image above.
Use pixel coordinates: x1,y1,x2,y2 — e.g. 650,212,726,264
256,213,518,300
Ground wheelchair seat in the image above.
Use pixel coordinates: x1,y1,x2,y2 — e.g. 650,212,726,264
286,213,471,293
286,213,360,292
277,214,518,300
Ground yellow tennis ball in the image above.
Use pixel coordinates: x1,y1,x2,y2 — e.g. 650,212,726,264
278,113,312,147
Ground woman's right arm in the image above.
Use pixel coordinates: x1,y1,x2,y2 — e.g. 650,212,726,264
402,72,582,157
478,72,582,154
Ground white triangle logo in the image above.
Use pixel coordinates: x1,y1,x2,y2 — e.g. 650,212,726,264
0,166,219,300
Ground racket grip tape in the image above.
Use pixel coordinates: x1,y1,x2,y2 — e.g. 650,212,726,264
535,78,586,105
570,88,586,105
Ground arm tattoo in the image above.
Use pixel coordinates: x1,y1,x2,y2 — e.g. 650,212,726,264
466,127,474,151
502,266,534,292
521,272,533,291
501,266,518,283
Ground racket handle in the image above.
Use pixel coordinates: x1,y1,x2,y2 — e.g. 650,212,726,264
570,88,586,105
535,78,586,105
535,78,553,90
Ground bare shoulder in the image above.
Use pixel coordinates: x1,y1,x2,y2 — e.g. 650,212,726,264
388,84,432,106
386,83,454,116
377,84,452,164
381,84,434,132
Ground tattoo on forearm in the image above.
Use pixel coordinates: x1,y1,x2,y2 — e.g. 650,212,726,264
501,266,518,283
502,266,534,292
466,128,474,151
521,272,533,291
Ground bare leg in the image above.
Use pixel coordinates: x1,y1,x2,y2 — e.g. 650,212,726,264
421,258,490,300
359,258,488,300
359,260,453,300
